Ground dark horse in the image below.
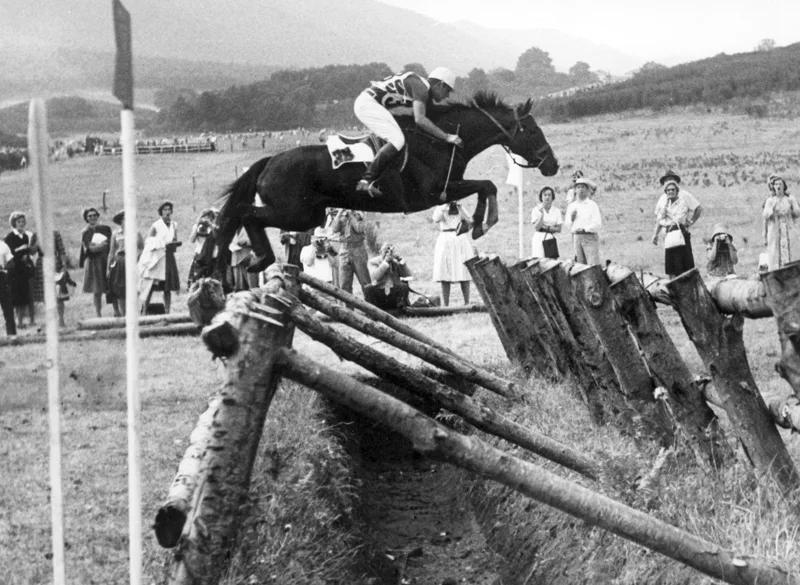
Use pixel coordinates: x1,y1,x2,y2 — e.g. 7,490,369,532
217,91,559,273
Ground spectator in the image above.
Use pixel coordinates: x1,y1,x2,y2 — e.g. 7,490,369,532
279,229,313,268
107,211,143,317
228,227,259,291
651,180,693,278
138,201,181,314
4,211,36,328
563,169,586,209
34,230,73,327
187,208,219,288
323,207,342,287
530,186,563,259
79,207,112,317
365,243,412,310
299,227,338,284
330,208,370,295
653,169,702,269
762,174,800,271
0,237,17,336
706,223,738,277
565,178,602,266
431,202,475,306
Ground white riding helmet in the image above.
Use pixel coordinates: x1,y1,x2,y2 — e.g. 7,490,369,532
428,67,456,90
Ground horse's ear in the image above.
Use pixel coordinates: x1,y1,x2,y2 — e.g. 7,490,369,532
518,98,533,116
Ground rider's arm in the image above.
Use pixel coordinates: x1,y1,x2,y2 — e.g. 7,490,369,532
412,100,449,142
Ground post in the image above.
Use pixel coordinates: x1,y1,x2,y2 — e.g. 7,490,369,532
668,269,800,494
277,349,798,585
518,185,524,258
28,99,65,585
761,263,800,398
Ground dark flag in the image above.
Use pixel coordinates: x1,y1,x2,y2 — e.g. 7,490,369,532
112,0,133,109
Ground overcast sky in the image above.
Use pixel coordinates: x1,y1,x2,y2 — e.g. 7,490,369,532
377,0,796,63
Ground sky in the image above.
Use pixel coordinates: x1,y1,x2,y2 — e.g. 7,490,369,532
377,0,797,64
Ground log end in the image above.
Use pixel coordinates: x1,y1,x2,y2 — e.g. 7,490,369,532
154,506,188,548
201,320,240,358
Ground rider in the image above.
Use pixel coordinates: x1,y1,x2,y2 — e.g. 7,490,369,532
353,67,464,198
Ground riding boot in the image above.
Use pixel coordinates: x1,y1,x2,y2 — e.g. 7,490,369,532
356,143,399,198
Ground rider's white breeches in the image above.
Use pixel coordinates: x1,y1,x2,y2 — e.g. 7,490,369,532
354,93,406,150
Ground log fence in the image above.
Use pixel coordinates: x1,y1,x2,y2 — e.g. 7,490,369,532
157,261,800,585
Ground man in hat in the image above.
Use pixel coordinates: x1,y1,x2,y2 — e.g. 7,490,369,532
565,177,602,265
330,208,371,295
365,242,413,310
563,169,596,210
353,67,463,200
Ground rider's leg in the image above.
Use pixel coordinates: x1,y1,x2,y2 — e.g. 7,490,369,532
357,142,399,197
353,93,404,198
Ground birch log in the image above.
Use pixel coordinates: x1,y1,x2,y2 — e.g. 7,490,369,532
667,269,800,495
277,348,798,585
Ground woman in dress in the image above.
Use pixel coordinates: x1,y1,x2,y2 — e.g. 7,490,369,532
431,201,476,306
651,180,693,278
107,210,143,317
530,186,563,258
4,211,36,328
762,175,800,271
138,201,180,314
79,207,112,317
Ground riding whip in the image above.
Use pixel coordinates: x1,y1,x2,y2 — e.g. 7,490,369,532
440,124,460,202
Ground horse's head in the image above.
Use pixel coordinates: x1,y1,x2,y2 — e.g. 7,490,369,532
507,99,559,177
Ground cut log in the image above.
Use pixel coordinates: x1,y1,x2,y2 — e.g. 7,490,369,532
609,269,731,469
296,268,460,359
536,260,627,424
286,299,600,480
161,266,297,585
761,263,800,399
187,277,226,326
0,323,200,346
464,256,518,363
401,303,487,317
571,264,674,446
667,269,800,494
297,286,519,399
77,312,192,330
277,348,798,585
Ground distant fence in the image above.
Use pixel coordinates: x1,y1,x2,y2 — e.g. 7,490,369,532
97,143,216,155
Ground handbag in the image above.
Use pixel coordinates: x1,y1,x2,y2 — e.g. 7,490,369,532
664,226,685,249
542,232,559,259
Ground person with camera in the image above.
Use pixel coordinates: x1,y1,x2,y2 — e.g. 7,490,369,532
187,208,219,289
330,208,371,295
300,227,338,283
706,223,738,277
365,243,413,310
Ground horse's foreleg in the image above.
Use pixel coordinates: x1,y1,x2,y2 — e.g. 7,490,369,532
441,180,498,240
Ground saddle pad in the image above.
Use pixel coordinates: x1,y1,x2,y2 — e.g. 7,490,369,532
326,136,374,169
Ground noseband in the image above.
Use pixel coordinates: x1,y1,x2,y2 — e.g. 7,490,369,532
472,101,551,169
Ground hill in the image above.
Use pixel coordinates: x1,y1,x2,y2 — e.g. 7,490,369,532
539,43,800,119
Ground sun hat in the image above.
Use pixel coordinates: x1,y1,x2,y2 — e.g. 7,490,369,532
659,169,681,185
574,177,597,189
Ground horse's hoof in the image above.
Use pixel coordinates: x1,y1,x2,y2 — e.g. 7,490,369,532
455,219,470,236
247,255,272,273
472,224,485,239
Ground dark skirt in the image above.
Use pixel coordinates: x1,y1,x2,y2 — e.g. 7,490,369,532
153,248,180,292
664,228,695,277
108,253,127,301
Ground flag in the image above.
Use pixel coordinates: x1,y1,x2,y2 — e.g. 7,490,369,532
112,0,133,109
505,152,525,190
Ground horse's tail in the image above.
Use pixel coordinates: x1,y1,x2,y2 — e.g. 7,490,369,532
217,156,272,250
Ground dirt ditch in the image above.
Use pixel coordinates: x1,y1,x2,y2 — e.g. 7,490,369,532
330,402,505,585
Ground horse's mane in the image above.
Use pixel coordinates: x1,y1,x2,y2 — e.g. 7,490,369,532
430,90,532,117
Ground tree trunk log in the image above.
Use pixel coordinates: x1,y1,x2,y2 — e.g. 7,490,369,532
609,269,731,469
667,269,800,494
571,265,674,446
401,303,487,317
536,259,627,424
187,277,226,326
761,263,800,399
161,267,297,585
77,312,192,330
465,256,518,361
297,286,519,399
0,323,200,346
286,299,599,480
296,268,460,359
277,348,798,585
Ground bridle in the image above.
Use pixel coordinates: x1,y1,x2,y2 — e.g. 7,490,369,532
472,101,552,169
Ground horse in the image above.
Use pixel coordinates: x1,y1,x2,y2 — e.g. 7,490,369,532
216,90,559,274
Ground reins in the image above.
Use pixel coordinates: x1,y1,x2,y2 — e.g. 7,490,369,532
472,101,549,169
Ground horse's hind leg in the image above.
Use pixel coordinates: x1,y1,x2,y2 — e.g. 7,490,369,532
245,220,276,273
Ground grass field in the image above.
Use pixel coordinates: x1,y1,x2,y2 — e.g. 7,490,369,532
1,106,800,583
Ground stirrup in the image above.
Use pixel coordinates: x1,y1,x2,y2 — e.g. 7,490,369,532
356,179,383,198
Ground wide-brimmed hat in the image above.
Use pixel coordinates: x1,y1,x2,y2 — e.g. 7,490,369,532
158,201,174,215
712,223,732,240
574,177,597,189
112,210,125,225
312,227,327,239
659,170,681,185
82,207,100,222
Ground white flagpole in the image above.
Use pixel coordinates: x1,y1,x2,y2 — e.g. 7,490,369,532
121,108,142,585
28,99,66,585
518,185,524,259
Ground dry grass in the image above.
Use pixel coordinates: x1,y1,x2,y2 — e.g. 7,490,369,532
3,105,800,583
